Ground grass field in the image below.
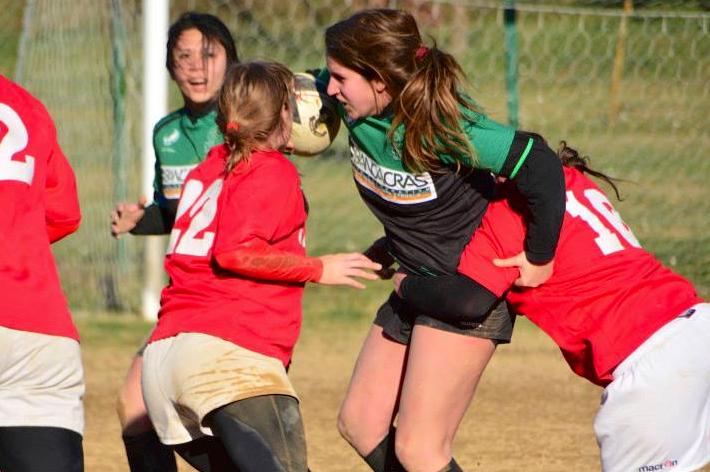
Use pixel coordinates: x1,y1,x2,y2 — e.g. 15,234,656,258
3,2,709,469
78,312,608,472
78,310,710,471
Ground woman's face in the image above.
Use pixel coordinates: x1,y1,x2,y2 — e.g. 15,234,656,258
170,28,228,112
326,56,391,120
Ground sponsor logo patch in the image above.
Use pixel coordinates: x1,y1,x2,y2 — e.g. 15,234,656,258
350,141,437,205
638,459,678,471
161,164,196,199
162,129,180,146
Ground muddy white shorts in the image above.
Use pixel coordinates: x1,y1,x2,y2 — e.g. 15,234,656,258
594,303,710,472
0,326,85,435
142,332,297,445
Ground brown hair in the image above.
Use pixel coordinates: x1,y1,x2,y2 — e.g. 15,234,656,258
216,61,294,173
325,9,481,173
557,140,625,200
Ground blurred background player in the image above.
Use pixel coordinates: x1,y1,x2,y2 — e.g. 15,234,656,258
0,75,83,472
396,142,710,472
319,9,566,471
109,11,238,472
140,60,381,471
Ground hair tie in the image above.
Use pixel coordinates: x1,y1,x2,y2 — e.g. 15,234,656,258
226,121,240,132
415,46,430,60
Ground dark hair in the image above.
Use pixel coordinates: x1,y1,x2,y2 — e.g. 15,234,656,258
166,12,239,75
557,141,625,200
217,62,294,173
325,9,481,173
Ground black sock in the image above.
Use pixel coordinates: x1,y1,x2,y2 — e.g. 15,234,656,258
363,427,405,472
438,458,463,472
0,426,83,472
173,435,240,472
122,429,176,472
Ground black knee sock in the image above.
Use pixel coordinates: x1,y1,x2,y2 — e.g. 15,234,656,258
363,427,405,472
122,429,176,472
0,426,84,472
173,435,240,472
438,458,463,472
207,395,307,472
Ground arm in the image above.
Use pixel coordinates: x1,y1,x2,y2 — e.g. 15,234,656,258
45,137,81,243
395,272,500,323
363,236,397,279
214,240,381,289
497,133,565,286
124,131,179,236
129,199,178,235
110,198,178,237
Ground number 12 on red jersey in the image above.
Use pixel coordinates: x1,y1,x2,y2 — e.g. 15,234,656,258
167,178,223,257
0,103,35,185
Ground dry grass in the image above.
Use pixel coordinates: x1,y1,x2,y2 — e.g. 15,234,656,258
78,317,626,471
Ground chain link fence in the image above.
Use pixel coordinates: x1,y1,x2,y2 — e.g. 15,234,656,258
1,0,708,313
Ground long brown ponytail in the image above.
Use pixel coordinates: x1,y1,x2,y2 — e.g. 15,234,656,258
325,9,481,173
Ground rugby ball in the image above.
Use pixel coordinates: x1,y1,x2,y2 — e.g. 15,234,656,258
290,72,341,157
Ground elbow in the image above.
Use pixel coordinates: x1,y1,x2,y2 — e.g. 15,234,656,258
456,297,492,322
47,215,81,243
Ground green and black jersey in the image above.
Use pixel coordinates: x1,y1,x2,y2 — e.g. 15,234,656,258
347,113,498,276
152,107,223,205
131,106,223,235
315,70,564,274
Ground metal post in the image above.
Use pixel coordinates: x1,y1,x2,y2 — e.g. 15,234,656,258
610,0,634,124
504,0,520,129
141,0,169,320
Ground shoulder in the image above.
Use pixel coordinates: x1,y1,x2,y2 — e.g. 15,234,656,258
153,108,184,135
0,76,53,125
0,76,57,146
249,150,299,178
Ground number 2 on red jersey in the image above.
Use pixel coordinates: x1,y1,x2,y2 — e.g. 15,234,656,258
167,178,223,256
565,188,641,255
0,103,36,184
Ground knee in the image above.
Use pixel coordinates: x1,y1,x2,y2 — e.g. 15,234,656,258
395,429,451,472
337,403,388,457
336,404,357,447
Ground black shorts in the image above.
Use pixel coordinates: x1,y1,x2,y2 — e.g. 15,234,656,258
374,292,515,345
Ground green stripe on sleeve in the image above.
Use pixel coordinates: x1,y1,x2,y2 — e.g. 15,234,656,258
509,137,533,179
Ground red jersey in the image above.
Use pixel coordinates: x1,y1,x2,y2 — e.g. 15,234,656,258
149,145,308,366
0,76,81,340
459,167,701,386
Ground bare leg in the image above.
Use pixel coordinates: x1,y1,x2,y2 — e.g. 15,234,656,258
117,355,153,435
395,325,496,472
337,325,408,457
117,355,176,472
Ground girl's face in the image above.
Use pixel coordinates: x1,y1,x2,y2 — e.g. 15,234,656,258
171,28,228,112
326,56,391,120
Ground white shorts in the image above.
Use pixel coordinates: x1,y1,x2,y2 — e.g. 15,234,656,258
594,303,710,472
142,332,297,445
0,326,85,435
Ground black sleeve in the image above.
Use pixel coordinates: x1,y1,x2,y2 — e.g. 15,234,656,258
399,274,501,323
129,200,178,235
499,132,565,264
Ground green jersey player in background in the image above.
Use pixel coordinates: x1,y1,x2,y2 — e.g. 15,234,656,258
109,12,238,472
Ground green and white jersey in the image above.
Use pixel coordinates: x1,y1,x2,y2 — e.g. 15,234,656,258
152,106,223,205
